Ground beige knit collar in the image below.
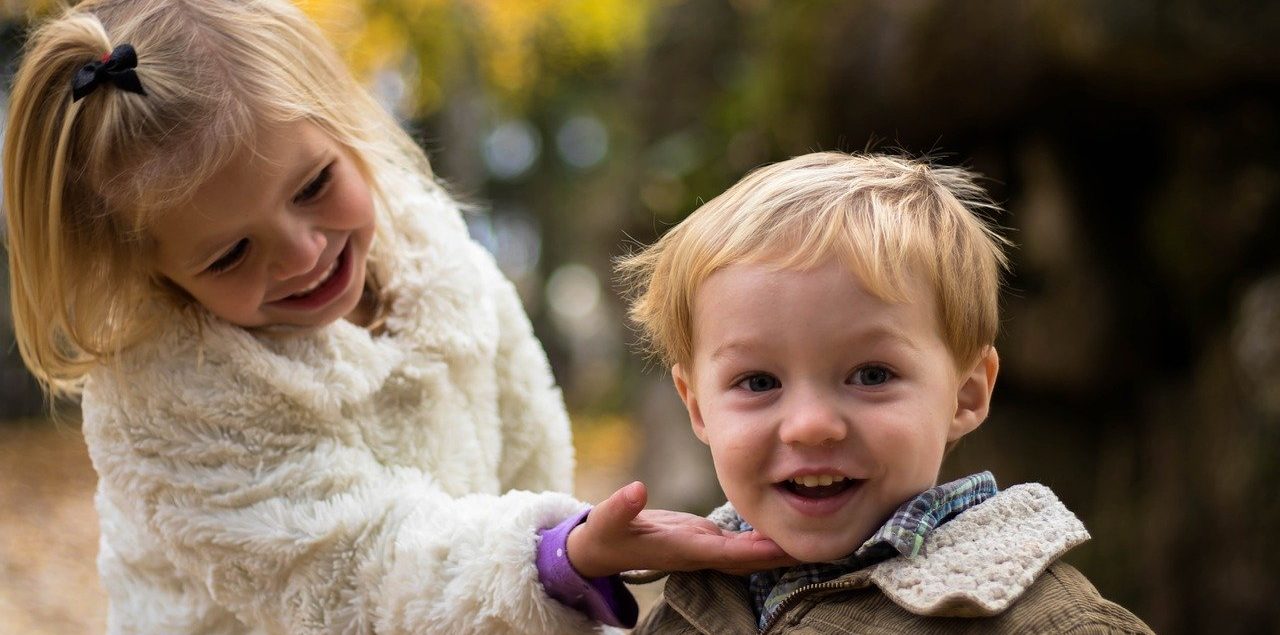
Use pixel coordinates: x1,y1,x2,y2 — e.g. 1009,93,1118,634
862,482,1089,616
658,483,1089,631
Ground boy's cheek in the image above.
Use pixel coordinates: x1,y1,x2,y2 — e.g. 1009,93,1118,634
716,391,779,416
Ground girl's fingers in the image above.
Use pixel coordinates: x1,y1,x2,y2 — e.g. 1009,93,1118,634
571,491,795,576
716,536,792,567
663,529,794,571
566,481,650,577
589,481,647,536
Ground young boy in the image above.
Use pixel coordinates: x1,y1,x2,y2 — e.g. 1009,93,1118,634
617,153,1153,633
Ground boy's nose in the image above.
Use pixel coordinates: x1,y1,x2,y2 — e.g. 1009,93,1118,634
778,392,848,447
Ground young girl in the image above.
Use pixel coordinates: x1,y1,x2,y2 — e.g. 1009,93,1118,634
2,1,790,633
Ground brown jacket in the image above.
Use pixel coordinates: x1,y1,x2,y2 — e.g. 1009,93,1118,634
632,484,1153,634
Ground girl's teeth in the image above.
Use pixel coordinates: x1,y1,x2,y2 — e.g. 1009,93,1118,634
791,475,846,487
292,260,338,297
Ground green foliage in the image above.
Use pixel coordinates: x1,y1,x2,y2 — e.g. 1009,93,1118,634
301,0,660,115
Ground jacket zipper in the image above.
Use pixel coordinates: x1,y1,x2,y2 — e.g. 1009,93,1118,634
759,579,865,634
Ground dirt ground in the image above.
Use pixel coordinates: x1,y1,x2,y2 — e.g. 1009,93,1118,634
0,421,106,635
0,419,662,633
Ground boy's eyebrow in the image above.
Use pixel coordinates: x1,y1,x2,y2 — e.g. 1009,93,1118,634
708,325,921,361
709,340,758,362
860,325,922,352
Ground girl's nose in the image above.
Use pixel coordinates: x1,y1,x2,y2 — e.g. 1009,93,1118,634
269,222,327,281
778,391,848,447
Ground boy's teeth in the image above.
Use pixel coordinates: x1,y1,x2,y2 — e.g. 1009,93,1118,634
791,475,846,487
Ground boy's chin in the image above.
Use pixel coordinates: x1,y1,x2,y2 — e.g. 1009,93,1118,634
775,534,866,564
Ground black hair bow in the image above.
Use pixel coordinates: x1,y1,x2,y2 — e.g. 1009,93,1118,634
72,44,146,102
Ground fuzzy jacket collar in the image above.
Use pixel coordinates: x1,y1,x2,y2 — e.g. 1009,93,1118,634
124,171,490,417
649,483,1089,631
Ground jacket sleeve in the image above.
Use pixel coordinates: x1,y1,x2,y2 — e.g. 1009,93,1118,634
82,369,602,635
629,596,684,635
485,256,576,495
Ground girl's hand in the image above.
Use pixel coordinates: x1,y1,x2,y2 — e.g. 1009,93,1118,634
564,481,797,578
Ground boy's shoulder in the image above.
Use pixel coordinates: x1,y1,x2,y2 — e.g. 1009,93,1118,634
637,484,1154,634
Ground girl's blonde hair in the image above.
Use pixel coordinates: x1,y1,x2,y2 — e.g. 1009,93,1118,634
5,0,436,398
617,152,1011,370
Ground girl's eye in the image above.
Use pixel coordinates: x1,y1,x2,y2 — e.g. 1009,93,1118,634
207,239,249,274
293,164,333,204
737,373,780,393
850,365,894,387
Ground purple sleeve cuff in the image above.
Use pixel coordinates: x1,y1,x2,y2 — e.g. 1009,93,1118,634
536,507,638,628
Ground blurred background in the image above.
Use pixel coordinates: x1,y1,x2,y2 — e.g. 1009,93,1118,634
3,0,1279,633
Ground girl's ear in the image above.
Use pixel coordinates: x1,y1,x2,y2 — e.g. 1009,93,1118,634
950,346,999,441
671,364,709,445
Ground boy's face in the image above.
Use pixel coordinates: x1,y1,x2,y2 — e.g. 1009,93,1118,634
672,259,997,562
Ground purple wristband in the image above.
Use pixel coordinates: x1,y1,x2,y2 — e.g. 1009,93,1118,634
536,507,638,628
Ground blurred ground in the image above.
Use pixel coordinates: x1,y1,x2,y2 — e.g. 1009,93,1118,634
0,421,105,635
0,418,662,634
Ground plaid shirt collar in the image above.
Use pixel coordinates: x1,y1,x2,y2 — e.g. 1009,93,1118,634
738,471,999,629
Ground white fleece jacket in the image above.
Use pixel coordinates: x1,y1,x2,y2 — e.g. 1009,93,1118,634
81,173,603,634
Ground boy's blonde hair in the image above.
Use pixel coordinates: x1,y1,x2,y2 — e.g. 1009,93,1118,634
4,0,435,397
618,152,1010,370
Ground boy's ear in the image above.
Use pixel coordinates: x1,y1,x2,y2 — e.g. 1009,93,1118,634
950,346,999,441
671,364,709,445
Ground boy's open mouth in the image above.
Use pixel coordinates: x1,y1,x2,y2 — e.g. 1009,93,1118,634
779,475,859,499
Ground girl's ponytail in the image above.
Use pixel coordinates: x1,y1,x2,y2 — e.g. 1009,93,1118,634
4,12,141,398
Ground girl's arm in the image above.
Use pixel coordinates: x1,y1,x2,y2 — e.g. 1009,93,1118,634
483,245,638,626
484,247,575,495
83,364,606,635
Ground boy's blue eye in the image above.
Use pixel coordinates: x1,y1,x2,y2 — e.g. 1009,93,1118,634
738,374,780,392
207,238,248,274
851,366,893,386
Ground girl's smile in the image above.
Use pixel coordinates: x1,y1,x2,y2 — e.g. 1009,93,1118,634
264,236,354,309
149,120,376,332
